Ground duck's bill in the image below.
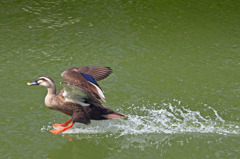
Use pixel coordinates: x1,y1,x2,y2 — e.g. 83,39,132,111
27,80,39,86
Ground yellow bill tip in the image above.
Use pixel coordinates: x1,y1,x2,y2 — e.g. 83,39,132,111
27,82,31,86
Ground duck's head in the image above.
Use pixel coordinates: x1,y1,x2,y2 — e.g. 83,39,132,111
27,76,55,88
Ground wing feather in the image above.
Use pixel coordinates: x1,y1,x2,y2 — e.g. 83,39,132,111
65,66,112,81
61,82,91,106
61,69,107,103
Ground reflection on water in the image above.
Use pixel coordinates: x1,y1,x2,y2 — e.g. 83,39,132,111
48,127,239,159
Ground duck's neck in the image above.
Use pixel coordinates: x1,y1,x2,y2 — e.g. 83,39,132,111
45,86,57,107
47,86,56,95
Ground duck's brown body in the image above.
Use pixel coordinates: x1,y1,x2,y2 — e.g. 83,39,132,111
27,66,125,134
47,90,124,125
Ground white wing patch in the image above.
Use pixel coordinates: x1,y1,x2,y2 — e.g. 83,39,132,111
88,81,106,103
61,82,90,106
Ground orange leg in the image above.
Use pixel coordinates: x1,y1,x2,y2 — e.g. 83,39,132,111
53,119,73,128
50,122,74,134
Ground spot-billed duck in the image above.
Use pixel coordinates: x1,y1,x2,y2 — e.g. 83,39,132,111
27,66,126,134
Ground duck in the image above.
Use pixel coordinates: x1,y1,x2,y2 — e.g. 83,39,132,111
27,66,126,134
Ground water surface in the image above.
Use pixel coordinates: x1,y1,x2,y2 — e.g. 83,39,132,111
1,0,240,158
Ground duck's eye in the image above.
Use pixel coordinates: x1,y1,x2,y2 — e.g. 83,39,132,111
37,79,45,84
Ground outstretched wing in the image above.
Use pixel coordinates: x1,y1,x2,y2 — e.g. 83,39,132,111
65,66,112,81
61,69,106,103
61,82,93,106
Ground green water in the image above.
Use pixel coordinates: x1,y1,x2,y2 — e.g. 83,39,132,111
1,0,240,158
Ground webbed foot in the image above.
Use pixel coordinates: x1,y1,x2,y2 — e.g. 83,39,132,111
50,123,74,134
52,118,73,128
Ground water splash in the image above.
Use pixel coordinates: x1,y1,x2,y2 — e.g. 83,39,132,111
42,99,240,135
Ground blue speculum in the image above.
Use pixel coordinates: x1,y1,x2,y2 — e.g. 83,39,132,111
80,73,99,86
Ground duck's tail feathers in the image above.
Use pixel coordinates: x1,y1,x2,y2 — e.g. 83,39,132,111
102,112,126,119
